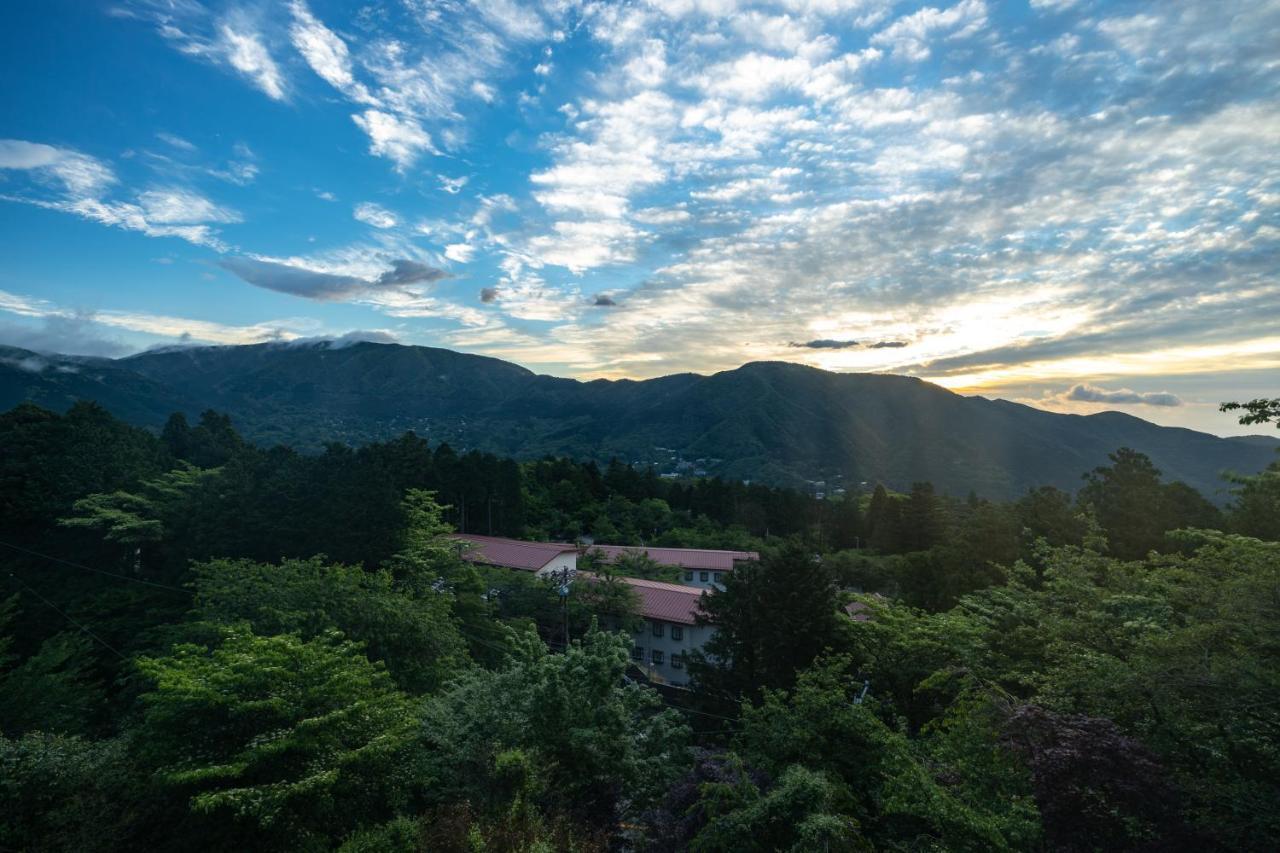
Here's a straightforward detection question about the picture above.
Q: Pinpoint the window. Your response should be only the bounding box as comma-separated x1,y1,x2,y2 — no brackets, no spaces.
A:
700,571,709,582
652,621,664,638
671,626,683,641
684,570,694,581
631,646,644,661
671,654,684,669
713,571,723,583
651,650,664,665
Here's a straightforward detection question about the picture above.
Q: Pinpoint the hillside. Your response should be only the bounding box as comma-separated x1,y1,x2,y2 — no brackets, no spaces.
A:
3,341,1275,500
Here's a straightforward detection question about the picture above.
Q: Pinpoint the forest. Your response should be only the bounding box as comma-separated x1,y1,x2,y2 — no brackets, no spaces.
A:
1,399,1278,851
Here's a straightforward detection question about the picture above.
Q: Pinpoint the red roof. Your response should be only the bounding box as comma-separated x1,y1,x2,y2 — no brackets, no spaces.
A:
618,576,707,625
450,534,577,572
586,544,758,571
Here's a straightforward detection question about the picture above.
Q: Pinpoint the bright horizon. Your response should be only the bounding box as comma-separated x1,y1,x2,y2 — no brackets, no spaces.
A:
2,1,1277,437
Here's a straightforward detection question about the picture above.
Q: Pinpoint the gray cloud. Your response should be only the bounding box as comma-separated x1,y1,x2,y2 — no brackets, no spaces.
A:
220,257,446,301
790,338,859,349
1065,384,1182,407
0,314,131,358
376,259,448,287
480,287,499,303
593,293,618,307
869,340,909,349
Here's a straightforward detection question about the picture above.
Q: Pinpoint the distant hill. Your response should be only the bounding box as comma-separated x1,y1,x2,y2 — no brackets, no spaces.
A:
3,341,1276,501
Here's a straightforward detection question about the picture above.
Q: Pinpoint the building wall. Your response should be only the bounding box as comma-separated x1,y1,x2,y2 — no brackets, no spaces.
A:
534,552,579,579
630,619,713,687
676,568,728,591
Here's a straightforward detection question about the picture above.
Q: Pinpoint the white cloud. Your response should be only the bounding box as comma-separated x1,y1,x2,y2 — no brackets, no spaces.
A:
139,188,240,224
353,201,399,229
216,23,287,100
351,109,435,170
288,0,377,104
872,0,988,62
156,131,197,151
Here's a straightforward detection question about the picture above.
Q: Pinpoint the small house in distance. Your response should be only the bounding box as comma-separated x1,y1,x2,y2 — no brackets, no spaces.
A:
584,544,758,590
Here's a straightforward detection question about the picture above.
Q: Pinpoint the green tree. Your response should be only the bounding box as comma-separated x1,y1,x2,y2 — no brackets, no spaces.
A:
188,556,469,694
418,627,688,832
736,656,1037,851
1078,448,1165,558
135,627,422,850
691,540,844,697
1220,397,1280,427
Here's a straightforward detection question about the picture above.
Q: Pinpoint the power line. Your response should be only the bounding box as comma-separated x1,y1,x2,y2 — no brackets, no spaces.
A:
0,539,191,595
5,572,129,663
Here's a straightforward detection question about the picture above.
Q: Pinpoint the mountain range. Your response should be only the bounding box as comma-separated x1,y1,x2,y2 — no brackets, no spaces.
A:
2,341,1275,502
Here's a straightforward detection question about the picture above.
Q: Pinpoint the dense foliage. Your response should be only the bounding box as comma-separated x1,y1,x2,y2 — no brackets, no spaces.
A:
1,400,1277,850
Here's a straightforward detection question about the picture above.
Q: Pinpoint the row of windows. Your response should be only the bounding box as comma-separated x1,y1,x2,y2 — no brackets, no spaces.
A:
631,646,685,668
651,622,683,640
683,570,725,584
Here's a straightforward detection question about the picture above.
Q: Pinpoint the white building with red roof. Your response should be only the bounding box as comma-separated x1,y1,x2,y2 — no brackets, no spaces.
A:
584,544,758,591
449,534,578,578
617,576,712,687
451,533,722,686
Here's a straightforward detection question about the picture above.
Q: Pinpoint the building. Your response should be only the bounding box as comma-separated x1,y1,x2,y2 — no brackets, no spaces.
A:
620,576,712,687
449,534,578,579
584,544,758,591
451,533,718,687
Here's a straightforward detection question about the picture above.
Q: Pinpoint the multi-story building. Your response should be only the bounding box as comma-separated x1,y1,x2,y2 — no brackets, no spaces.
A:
582,544,757,591
450,534,720,686
621,576,711,687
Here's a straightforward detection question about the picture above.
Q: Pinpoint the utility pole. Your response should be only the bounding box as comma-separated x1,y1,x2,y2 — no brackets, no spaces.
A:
558,567,571,650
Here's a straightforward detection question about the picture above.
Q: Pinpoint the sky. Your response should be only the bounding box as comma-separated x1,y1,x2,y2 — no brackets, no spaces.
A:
1,0,1277,436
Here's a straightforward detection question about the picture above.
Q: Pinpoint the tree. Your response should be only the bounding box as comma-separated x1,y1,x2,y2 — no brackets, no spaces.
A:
188,556,469,694
864,485,902,553
58,464,221,577
1220,397,1280,427
418,627,689,832
1224,460,1280,541
0,632,104,737
135,627,422,849
736,656,1036,851
1078,448,1168,559
691,540,844,697
900,482,946,552
1001,705,1193,852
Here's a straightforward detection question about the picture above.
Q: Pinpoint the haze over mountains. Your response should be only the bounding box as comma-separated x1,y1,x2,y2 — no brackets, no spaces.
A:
2,340,1274,502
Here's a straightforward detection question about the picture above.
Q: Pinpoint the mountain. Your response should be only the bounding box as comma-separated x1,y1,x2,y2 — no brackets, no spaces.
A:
3,341,1276,501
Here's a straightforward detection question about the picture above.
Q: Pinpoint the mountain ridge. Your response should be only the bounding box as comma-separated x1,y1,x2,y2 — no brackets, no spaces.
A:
2,340,1275,501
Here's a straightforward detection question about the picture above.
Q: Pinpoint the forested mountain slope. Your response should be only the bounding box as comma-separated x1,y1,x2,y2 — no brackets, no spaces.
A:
2,341,1274,500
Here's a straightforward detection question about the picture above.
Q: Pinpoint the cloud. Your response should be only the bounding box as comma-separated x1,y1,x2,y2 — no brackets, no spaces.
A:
0,139,116,195
219,257,369,300
791,338,859,349
869,340,909,348
156,131,197,151
0,313,132,358
353,201,399,228
220,256,447,300
1064,384,1182,407
138,188,240,224
480,287,499,303
351,110,436,170
375,259,448,286
288,0,375,103
593,294,618,307
872,0,988,62
1,140,237,249
216,23,287,99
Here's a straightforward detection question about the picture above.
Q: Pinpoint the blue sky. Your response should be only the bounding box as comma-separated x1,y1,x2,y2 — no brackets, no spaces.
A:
1,0,1277,435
